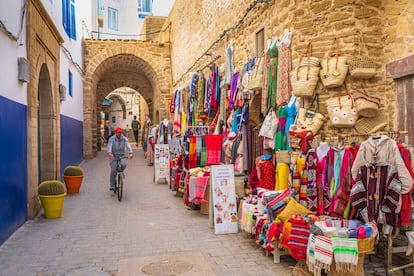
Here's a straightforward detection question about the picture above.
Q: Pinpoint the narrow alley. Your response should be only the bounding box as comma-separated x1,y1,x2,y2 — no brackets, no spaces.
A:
0,147,295,276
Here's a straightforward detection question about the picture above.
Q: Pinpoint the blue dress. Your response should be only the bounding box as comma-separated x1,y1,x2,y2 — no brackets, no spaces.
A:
284,96,297,150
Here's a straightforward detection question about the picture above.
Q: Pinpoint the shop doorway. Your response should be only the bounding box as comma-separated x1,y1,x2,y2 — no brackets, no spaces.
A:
37,64,56,182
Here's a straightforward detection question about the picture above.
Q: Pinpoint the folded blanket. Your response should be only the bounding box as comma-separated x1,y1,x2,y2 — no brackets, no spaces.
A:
331,237,358,273
314,235,333,272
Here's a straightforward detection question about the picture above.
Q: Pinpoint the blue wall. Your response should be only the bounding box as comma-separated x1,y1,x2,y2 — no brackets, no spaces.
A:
0,96,28,245
60,114,83,179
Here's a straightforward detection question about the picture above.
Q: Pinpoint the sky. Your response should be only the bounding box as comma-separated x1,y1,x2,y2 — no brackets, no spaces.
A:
152,0,176,16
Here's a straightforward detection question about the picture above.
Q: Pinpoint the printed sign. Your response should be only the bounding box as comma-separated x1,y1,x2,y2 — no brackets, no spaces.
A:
210,165,238,234
154,144,170,184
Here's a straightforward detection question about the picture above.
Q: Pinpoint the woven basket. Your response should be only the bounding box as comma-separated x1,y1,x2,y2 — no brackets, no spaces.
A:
358,237,375,254
326,94,358,127
351,89,380,118
354,112,387,134
290,65,320,98
348,56,376,79
276,150,291,164
292,56,320,69
320,56,348,88
200,184,210,215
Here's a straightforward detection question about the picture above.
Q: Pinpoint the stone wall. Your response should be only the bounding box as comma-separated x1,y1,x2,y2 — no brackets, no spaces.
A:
140,16,167,41
164,0,414,135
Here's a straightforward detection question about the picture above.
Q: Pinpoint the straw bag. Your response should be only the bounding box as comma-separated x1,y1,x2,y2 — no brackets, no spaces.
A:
248,54,264,91
354,112,387,134
290,95,325,135
320,38,348,88
326,92,358,127
290,43,320,98
351,89,380,118
276,150,291,164
348,32,376,79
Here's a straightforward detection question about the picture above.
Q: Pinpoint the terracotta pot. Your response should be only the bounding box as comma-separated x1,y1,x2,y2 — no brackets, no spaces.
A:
63,175,83,194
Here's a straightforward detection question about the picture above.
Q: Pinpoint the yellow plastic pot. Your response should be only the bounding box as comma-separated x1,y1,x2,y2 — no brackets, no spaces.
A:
39,193,66,219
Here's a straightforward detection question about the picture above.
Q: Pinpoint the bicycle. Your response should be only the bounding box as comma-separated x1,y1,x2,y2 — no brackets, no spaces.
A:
114,156,127,201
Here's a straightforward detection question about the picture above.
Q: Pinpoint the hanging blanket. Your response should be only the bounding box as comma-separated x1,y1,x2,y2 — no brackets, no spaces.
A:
331,237,358,273
193,176,209,204
189,135,197,169
205,134,222,165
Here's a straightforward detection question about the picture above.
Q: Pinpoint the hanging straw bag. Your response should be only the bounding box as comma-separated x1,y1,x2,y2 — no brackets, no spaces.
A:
348,31,377,79
289,95,325,135
350,89,380,118
320,38,348,88
276,150,291,164
290,43,321,98
326,90,359,127
248,54,264,91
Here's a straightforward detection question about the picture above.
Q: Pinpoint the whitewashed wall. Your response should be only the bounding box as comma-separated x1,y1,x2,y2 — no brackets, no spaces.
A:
0,0,28,105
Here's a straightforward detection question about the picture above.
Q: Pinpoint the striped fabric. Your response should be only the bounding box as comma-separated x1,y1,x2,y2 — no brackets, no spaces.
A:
307,234,316,273
314,235,333,271
331,237,358,273
266,188,290,220
287,215,311,260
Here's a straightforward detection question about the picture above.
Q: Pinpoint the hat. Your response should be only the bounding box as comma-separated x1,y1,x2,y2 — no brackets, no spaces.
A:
354,112,387,134
115,127,122,133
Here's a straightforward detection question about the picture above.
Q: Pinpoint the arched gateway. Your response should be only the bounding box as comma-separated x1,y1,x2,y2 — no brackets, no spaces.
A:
83,40,172,158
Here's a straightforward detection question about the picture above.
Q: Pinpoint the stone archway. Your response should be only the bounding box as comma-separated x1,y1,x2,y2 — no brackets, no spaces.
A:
83,40,172,158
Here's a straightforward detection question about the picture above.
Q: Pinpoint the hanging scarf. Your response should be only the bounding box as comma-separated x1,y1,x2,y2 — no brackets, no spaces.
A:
205,134,222,165
188,135,197,169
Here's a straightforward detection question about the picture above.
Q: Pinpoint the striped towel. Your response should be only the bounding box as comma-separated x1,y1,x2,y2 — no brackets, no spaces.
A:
307,234,316,273
314,235,333,272
331,237,358,273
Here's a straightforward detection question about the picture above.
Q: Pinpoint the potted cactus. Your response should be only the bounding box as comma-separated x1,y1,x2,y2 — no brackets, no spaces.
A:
63,165,84,194
38,180,66,219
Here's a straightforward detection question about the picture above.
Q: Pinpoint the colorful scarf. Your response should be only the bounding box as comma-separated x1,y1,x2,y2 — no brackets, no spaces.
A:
200,135,206,167
331,237,358,273
205,134,222,165
188,135,197,169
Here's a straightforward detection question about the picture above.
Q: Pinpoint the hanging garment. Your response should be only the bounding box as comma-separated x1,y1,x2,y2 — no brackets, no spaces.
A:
275,163,289,190
351,135,412,194
257,159,275,190
275,106,287,151
225,42,234,84
261,51,270,115
331,146,356,218
276,41,292,106
266,43,279,110
351,164,402,234
188,135,197,169
284,96,297,150
398,143,414,227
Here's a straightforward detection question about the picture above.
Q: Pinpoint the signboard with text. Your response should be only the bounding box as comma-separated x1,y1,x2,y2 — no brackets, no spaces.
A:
210,165,238,234
154,144,169,185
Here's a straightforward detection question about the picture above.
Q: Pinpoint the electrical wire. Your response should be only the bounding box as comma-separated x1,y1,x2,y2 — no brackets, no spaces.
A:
172,0,269,87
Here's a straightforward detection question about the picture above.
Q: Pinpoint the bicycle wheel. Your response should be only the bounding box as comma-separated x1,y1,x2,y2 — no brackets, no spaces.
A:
117,172,123,201
114,173,118,194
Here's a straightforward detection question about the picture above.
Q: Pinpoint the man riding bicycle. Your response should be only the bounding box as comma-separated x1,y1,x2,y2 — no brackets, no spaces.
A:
107,127,133,192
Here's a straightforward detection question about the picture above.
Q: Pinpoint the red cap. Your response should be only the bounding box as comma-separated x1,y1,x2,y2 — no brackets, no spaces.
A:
115,127,122,133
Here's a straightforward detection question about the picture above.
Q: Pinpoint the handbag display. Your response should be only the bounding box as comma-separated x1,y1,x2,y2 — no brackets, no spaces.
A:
248,54,264,91
351,89,380,118
320,38,348,88
259,109,278,138
348,32,377,79
326,92,359,127
289,95,325,135
290,43,320,98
